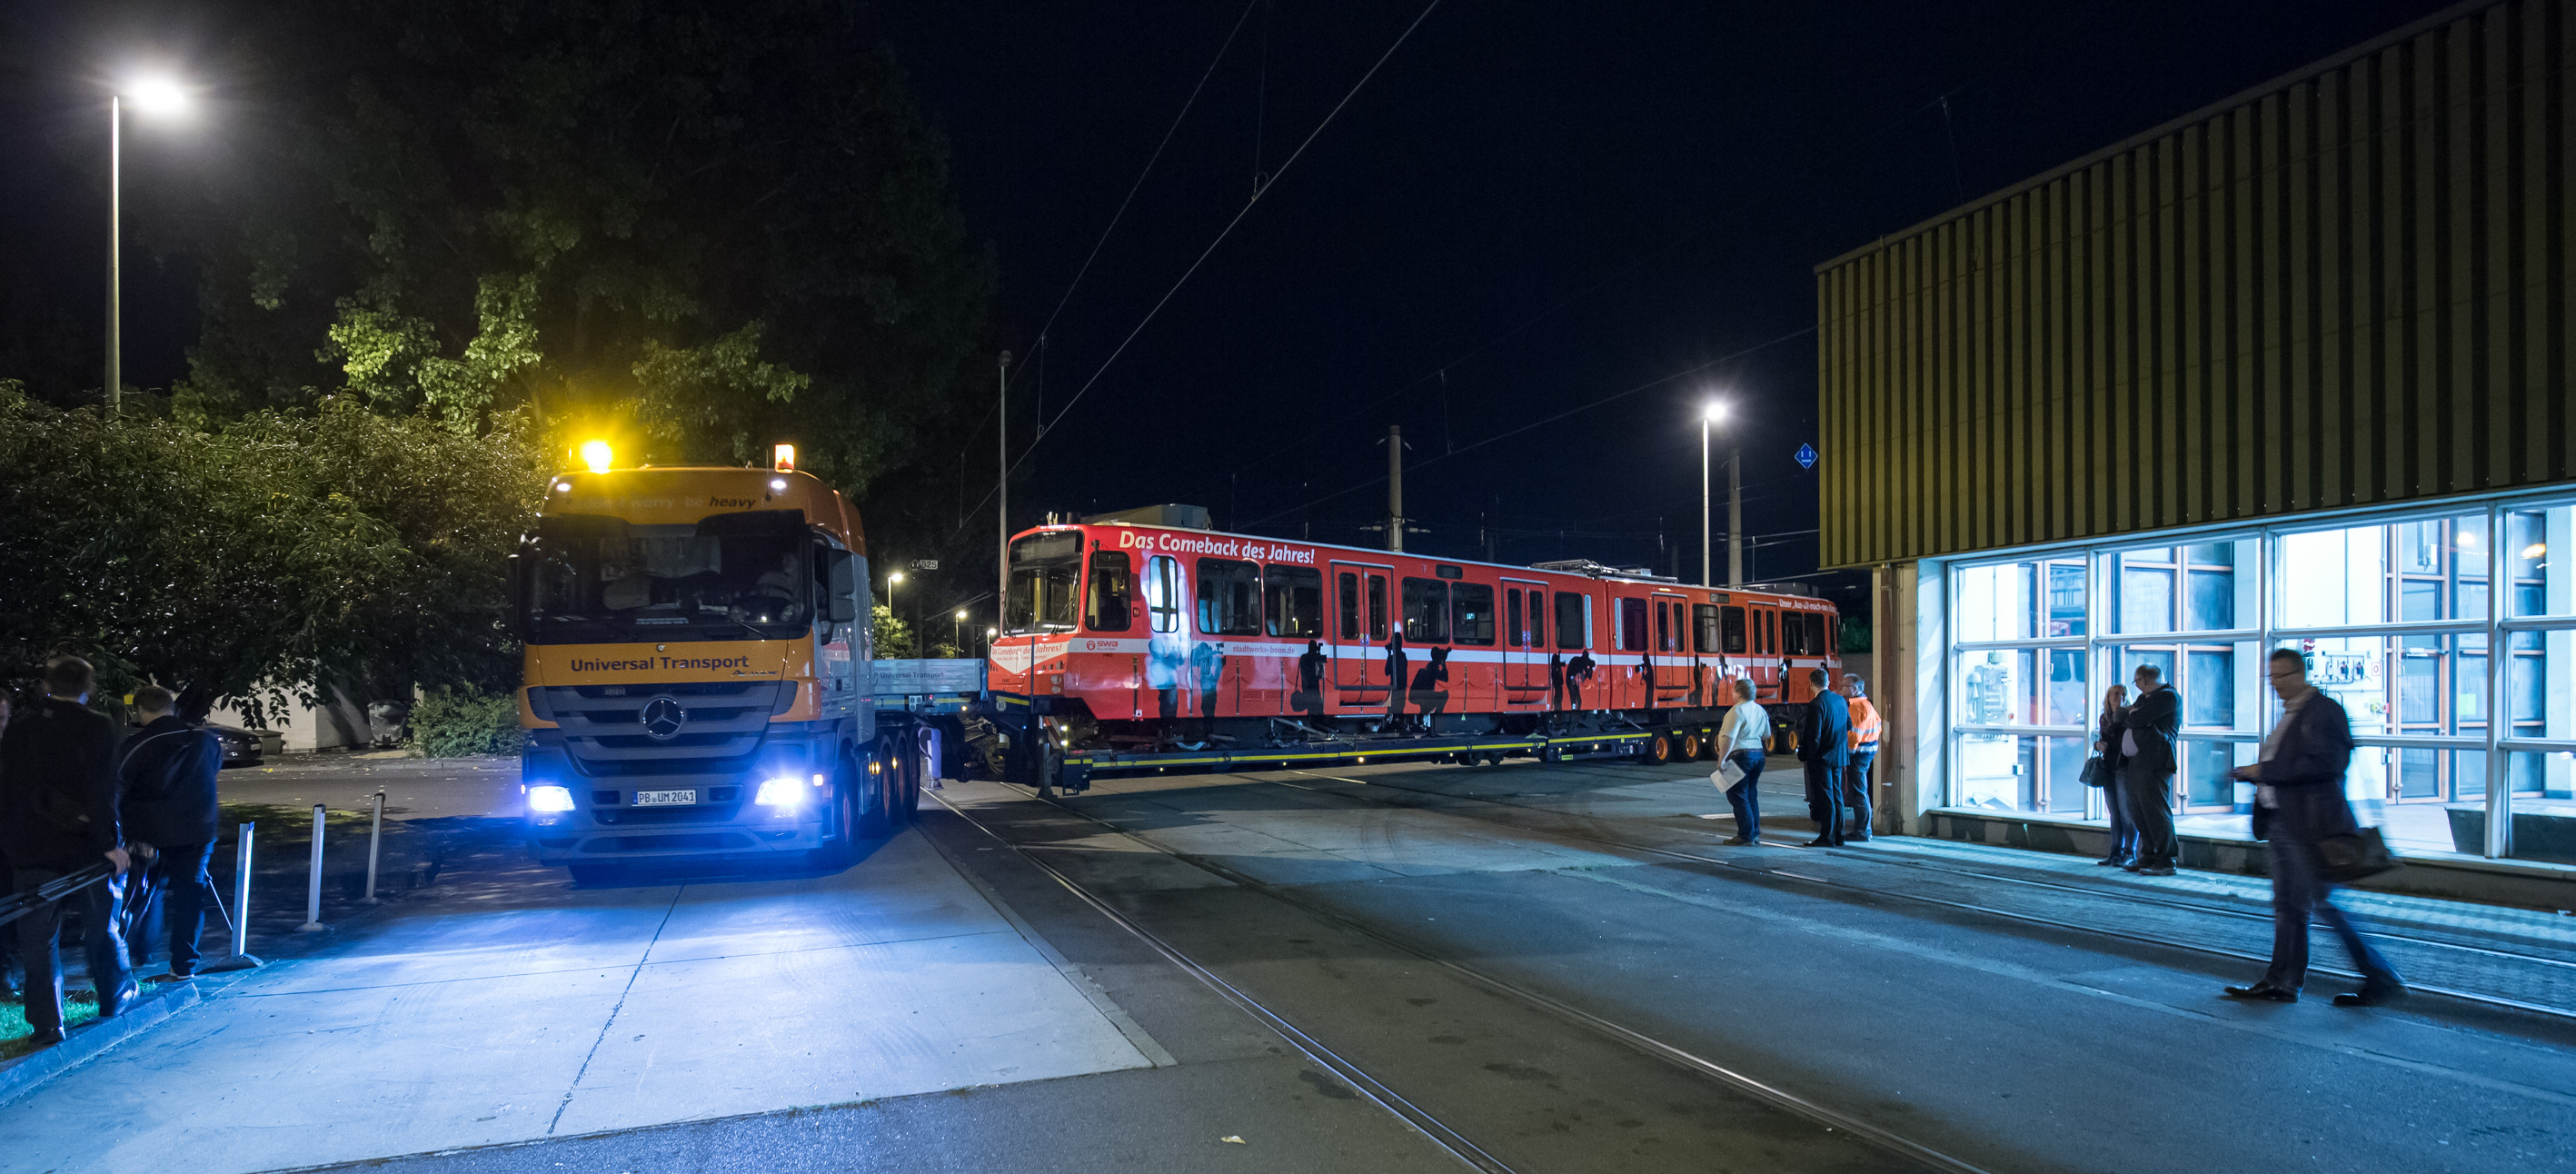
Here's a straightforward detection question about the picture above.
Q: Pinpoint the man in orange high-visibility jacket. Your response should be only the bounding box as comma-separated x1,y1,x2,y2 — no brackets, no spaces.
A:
1842,675,1882,841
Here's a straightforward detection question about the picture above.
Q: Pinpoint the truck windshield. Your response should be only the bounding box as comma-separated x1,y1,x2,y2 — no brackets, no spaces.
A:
1004,532,1080,634
522,517,812,642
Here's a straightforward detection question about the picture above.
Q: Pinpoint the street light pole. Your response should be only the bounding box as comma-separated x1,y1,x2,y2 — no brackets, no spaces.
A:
104,77,192,420
1727,446,1745,586
888,571,903,654
996,351,1011,630
106,95,121,418
1700,402,1730,587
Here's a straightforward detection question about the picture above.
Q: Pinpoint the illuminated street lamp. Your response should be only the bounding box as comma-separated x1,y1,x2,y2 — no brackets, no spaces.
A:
1699,400,1736,586
954,609,967,653
106,73,195,419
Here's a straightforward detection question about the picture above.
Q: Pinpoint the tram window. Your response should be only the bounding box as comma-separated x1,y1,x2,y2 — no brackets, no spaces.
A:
1781,611,1807,655
1197,558,1262,635
1143,555,1180,633
1368,575,1389,641
1506,590,1525,648
1528,591,1547,648
1764,612,1776,653
1616,598,1647,652
1402,577,1449,643
1451,582,1496,645
1554,592,1586,649
1657,601,1681,652
1006,532,1077,634
1338,572,1360,640
1266,565,1323,637
1693,604,1720,653
1720,606,1746,653
1086,552,1133,632
1805,612,1829,657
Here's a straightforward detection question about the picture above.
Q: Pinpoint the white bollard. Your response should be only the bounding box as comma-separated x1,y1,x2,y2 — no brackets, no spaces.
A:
206,821,264,971
361,790,385,905
297,803,327,932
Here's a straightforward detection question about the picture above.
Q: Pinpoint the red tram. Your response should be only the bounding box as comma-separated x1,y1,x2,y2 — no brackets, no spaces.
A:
987,517,1843,777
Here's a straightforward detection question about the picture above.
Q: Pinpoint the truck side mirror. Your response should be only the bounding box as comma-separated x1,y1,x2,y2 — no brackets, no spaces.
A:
826,550,857,623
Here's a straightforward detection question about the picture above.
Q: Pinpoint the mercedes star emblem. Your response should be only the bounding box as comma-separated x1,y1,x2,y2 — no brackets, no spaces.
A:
639,697,689,740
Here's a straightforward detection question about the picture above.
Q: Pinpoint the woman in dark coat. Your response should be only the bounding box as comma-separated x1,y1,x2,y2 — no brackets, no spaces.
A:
2094,684,2135,867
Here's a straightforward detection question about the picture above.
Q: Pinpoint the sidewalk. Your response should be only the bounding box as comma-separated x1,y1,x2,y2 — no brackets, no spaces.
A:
0,820,1158,1174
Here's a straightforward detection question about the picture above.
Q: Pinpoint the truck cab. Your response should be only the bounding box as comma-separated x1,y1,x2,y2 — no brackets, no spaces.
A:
510,456,910,880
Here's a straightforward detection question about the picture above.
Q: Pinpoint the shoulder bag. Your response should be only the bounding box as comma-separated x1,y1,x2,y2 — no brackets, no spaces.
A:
2315,826,2396,884
2078,755,2105,787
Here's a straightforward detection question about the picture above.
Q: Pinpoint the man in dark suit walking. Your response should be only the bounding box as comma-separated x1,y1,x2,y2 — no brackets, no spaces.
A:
116,685,224,980
1,658,137,1047
2223,649,2406,1006
2119,663,2184,875
1795,668,1853,848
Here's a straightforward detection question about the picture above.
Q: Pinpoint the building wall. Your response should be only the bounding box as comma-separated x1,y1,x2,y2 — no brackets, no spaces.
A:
1816,0,2573,570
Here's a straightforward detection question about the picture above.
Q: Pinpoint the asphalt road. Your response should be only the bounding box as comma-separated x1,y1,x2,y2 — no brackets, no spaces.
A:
13,751,2569,1174
214,751,524,820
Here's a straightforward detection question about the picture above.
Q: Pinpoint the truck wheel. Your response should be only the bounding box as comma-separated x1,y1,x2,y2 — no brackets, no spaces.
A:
856,754,893,838
812,758,860,870
1679,732,1703,761
1647,733,1675,765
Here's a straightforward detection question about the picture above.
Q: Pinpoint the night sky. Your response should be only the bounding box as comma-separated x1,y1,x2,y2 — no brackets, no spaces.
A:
4,1,2456,605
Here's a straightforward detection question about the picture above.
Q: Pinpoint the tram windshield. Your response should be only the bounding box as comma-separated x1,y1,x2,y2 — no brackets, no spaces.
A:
1005,532,1081,634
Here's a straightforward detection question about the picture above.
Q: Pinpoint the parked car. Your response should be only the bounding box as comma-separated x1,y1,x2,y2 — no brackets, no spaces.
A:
207,722,264,768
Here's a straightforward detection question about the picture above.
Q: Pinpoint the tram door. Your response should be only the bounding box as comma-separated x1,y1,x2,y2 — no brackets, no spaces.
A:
1330,562,1392,702
1651,593,1693,699
1502,578,1547,698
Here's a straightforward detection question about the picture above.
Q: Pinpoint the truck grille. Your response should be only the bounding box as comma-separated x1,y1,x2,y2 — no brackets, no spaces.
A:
536,682,791,778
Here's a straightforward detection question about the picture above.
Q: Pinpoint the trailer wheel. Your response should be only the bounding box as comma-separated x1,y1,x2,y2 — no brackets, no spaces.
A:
1679,732,1703,761
1646,733,1674,765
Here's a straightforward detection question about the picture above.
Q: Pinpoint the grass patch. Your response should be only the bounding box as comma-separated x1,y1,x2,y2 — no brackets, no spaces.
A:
1,976,194,1061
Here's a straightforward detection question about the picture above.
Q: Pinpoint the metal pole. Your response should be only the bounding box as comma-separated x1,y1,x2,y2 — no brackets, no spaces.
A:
1700,417,1711,586
1726,448,1745,586
1387,424,1404,553
208,821,264,970
297,804,326,931
997,351,1011,625
106,95,122,419
362,790,385,905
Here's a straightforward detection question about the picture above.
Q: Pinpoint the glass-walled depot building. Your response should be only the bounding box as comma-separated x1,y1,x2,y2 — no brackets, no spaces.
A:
1949,497,2575,859
1813,0,2575,866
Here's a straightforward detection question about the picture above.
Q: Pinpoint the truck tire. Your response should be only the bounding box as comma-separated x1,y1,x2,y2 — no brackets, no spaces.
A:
856,752,893,839
811,755,860,870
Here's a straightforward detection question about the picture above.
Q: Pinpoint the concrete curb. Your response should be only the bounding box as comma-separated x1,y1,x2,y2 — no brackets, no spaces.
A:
0,980,204,1106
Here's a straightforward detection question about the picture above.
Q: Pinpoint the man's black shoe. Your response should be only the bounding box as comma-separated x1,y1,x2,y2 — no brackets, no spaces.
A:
1721,836,1755,845
2095,857,2130,867
27,1026,67,1048
2133,864,2177,876
2223,982,2298,1002
1845,835,1872,842
1804,838,1840,848
2333,980,2408,1008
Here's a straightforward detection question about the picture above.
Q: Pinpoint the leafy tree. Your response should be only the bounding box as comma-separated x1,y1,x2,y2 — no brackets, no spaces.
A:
871,604,916,661
168,0,992,502
0,383,545,721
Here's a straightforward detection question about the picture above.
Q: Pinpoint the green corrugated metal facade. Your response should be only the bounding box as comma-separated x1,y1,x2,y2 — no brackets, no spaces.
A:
1816,0,2571,569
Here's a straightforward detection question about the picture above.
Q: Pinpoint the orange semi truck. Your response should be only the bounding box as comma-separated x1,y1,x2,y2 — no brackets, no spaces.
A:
509,447,921,880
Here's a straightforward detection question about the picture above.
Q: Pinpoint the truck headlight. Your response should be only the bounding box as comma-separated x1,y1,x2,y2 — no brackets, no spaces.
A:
528,784,576,813
754,778,807,808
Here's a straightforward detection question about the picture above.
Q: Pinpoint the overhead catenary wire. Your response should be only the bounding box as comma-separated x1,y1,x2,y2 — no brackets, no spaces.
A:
1245,323,1815,527
1013,0,1445,472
